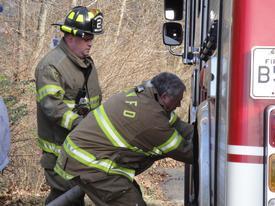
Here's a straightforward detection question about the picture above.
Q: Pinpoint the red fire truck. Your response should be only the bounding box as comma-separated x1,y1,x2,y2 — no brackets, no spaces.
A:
163,0,275,205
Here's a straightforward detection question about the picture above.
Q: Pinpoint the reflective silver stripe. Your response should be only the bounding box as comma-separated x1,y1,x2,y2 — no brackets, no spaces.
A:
169,111,178,126
157,130,183,154
93,106,183,156
37,138,61,156
150,147,163,155
63,100,75,109
93,106,148,155
61,110,79,130
94,106,128,147
37,85,65,102
93,105,183,156
54,163,75,180
89,95,100,109
64,136,135,181
63,96,99,110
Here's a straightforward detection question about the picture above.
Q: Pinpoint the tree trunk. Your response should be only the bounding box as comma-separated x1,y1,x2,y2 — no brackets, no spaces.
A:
19,0,26,38
29,0,52,78
86,0,98,8
71,0,78,8
17,0,26,80
115,0,127,44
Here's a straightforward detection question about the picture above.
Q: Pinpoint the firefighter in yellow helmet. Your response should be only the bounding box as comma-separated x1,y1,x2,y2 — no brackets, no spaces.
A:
35,6,103,205
54,72,194,205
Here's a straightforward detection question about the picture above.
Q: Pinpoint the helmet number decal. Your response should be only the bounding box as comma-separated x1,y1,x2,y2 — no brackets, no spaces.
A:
96,18,103,30
93,15,103,33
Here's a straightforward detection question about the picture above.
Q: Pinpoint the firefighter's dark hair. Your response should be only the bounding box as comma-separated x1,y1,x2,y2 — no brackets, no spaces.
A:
151,72,186,97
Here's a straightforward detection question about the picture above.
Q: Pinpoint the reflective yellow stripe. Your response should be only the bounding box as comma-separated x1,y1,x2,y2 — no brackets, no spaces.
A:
88,12,95,19
64,136,135,181
157,130,183,154
54,163,75,180
149,147,163,155
169,111,178,126
37,85,65,102
93,106,182,156
60,25,78,36
126,92,137,97
68,11,75,20
92,105,183,156
63,100,75,109
88,9,100,19
89,95,100,109
61,110,79,130
76,14,84,22
37,138,61,156
93,106,128,147
61,25,73,33
93,105,146,155
63,96,99,111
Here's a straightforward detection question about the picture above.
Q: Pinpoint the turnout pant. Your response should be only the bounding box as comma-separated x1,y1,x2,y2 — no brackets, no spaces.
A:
75,170,147,206
44,168,85,206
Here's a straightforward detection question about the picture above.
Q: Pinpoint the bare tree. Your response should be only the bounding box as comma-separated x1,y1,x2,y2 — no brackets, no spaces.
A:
71,0,78,7
17,0,26,80
115,0,127,44
86,0,98,8
29,0,52,78
19,0,26,38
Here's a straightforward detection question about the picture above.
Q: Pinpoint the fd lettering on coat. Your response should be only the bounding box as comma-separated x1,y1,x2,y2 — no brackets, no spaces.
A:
123,100,137,118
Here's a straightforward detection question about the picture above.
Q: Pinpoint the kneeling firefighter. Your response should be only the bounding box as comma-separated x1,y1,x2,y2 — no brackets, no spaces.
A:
54,72,194,206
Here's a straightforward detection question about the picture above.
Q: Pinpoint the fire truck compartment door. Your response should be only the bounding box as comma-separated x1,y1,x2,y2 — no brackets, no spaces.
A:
197,100,214,206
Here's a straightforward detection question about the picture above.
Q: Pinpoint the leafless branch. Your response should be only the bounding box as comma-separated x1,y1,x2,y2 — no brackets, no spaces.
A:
115,0,127,44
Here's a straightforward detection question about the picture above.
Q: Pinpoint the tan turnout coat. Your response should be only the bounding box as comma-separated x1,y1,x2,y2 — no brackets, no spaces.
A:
35,39,102,169
55,82,193,182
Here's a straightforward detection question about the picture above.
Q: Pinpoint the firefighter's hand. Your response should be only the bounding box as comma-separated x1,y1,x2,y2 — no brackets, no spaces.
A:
73,105,90,117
